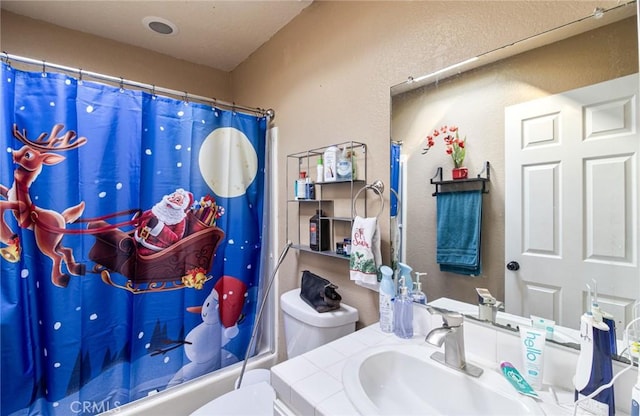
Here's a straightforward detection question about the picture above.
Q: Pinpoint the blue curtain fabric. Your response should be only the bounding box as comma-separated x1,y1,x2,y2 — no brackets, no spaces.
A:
1,64,268,415
390,143,401,218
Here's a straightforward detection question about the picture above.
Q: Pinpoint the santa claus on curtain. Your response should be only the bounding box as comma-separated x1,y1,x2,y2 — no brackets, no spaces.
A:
135,188,194,255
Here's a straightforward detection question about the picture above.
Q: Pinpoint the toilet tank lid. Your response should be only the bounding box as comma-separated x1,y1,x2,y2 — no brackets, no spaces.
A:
280,288,359,328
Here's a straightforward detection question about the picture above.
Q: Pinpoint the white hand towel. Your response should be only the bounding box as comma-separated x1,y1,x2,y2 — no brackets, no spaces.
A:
350,216,381,286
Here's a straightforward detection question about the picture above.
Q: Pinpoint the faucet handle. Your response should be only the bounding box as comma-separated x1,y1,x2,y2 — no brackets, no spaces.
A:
426,305,463,327
441,311,463,327
476,287,496,305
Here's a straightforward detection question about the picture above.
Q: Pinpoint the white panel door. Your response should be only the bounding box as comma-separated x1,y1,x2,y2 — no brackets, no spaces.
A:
505,74,639,332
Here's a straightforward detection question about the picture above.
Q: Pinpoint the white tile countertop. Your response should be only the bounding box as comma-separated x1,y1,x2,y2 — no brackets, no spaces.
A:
270,300,636,416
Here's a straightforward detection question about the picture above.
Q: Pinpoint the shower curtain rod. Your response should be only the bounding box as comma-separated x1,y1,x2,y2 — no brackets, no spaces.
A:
2,52,275,119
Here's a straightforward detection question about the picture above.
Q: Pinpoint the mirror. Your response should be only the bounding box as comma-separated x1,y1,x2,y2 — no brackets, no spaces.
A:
390,1,639,356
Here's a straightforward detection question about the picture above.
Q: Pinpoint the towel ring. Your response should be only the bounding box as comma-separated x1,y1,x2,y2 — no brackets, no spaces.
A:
353,180,385,219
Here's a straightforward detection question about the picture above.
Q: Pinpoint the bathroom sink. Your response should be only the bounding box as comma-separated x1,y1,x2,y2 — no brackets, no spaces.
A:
343,344,545,415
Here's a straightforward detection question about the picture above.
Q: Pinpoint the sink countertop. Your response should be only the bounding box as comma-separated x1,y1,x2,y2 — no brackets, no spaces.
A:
271,300,635,416
271,311,557,415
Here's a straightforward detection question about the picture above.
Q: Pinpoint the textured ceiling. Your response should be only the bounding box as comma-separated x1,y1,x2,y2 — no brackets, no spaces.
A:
1,0,312,72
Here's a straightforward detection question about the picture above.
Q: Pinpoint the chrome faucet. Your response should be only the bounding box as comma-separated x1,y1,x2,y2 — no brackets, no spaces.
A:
476,288,503,323
424,306,483,377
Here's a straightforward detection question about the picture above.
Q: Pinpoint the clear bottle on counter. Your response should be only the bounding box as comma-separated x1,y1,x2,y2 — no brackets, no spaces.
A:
393,276,413,339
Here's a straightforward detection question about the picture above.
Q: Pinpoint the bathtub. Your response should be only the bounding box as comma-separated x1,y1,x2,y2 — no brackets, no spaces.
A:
101,351,278,415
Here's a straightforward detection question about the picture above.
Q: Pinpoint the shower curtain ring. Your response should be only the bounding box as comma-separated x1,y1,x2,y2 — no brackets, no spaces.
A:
151,84,156,98
2,52,10,66
183,91,189,104
78,68,83,83
232,102,237,115
212,99,219,116
41,60,47,77
119,77,124,92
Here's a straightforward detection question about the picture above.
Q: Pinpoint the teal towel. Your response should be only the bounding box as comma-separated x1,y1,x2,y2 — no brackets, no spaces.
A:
436,190,483,276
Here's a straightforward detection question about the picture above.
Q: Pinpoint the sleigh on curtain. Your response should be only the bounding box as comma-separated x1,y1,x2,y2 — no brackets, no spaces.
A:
87,211,225,294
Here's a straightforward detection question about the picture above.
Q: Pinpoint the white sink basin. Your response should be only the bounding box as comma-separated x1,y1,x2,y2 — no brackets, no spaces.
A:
343,344,545,415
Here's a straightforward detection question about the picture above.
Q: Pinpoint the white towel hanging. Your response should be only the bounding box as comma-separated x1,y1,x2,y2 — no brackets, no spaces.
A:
349,215,381,286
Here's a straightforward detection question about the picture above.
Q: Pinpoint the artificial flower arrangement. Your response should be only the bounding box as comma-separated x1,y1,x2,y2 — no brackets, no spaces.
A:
422,125,467,169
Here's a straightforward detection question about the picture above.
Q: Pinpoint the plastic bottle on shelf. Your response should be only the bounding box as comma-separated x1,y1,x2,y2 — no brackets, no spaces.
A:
305,175,315,200
293,178,298,201
309,210,330,251
316,156,324,183
379,265,395,333
296,171,307,200
336,146,352,181
323,145,339,182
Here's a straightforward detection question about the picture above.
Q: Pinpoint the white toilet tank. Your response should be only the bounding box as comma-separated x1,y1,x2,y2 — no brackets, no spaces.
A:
280,288,359,359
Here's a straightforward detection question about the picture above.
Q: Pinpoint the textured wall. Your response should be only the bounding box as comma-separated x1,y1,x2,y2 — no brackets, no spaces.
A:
1,1,629,360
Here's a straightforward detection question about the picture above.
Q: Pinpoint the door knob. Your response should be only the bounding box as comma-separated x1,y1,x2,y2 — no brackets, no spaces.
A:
506,261,520,271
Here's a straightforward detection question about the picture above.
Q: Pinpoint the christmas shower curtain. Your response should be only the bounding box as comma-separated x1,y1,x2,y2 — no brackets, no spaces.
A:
0,63,268,415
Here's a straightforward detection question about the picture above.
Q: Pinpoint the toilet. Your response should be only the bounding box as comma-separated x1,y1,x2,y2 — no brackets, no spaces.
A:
190,287,359,415
280,287,359,359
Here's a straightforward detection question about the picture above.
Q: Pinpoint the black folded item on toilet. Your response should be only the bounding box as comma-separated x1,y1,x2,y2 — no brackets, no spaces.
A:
299,270,342,313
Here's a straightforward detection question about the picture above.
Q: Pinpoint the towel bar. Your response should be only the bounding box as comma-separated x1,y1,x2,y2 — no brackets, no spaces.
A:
353,180,385,218
430,161,490,196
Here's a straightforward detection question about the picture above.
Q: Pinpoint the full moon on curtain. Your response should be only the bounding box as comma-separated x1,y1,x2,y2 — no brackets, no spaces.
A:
0,63,268,416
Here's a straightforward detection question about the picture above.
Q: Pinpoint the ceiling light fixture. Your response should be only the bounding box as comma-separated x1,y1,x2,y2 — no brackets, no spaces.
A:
142,16,178,36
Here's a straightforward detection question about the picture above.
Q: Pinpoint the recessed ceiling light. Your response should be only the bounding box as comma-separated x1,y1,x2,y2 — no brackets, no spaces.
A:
142,16,178,36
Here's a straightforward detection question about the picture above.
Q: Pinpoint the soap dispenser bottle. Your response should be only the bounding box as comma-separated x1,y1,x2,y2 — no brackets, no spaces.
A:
397,262,413,297
393,277,413,339
574,285,615,416
412,272,427,305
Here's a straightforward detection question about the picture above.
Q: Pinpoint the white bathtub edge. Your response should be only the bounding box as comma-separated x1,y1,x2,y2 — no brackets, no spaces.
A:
100,353,278,416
